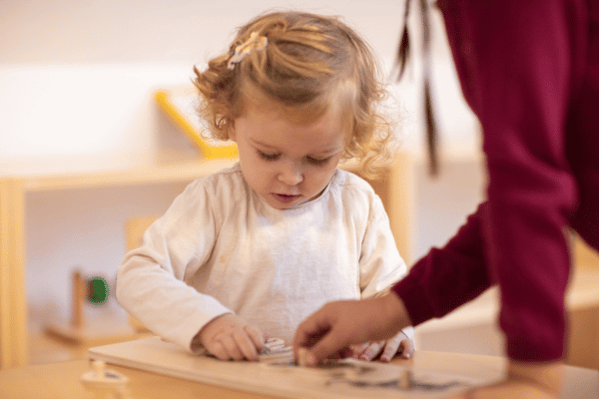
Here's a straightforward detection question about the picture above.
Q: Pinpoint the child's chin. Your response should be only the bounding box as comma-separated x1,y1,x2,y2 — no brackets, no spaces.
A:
268,194,304,209
270,201,299,210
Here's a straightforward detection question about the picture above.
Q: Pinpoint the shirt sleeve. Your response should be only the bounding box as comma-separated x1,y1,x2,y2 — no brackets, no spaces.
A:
392,202,492,325
358,194,409,300
398,0,582,362
357,192,415,346
116,179,232,353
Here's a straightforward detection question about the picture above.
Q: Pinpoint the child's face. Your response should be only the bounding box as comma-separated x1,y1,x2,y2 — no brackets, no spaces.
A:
230,104,346,210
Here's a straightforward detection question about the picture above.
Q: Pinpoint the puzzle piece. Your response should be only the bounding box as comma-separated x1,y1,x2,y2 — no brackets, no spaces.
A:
260,337,286,355
259,337,294,363
81,360,130,398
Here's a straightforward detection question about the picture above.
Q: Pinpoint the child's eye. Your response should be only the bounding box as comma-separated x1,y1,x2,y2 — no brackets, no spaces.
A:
258,150,281,161
306,156,331,166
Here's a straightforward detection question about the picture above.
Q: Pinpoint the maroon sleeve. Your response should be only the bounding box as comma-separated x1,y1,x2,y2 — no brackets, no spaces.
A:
392,202,491,326
394,0,592,363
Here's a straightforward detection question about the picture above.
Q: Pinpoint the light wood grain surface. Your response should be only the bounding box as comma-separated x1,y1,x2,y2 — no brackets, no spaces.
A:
1,349,597,399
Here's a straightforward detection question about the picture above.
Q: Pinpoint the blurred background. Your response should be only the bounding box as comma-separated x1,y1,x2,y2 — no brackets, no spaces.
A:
1,0,493,365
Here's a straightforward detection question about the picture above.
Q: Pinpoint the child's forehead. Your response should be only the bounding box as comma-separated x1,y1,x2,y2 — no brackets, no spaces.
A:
240,103,348,152
243,92,350,127
250,134,344,156
249,102,345,131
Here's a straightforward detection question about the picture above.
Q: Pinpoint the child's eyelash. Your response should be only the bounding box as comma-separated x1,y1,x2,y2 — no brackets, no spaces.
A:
307,157,331,166
258,150,281,161
257,150,331,166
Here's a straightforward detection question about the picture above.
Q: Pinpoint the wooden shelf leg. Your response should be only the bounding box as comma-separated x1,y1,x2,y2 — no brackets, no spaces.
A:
0,179,29,368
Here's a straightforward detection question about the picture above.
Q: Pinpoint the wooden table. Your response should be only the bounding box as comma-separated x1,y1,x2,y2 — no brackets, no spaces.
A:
0,351,597,399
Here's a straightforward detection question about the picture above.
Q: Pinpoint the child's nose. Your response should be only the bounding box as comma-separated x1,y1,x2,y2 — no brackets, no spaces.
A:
277,162,303,186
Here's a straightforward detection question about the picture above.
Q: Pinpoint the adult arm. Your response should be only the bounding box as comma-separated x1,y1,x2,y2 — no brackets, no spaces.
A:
392,201,491,325
436,0,579,363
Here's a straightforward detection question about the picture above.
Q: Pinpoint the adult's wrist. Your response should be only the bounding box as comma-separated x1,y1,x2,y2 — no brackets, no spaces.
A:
508,360,564,396
381,292,413,335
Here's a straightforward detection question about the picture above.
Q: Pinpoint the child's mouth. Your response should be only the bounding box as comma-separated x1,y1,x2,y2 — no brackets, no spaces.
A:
273,193,301,203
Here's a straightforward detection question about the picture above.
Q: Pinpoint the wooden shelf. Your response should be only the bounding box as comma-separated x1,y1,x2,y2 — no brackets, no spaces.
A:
0,154,237,191
0,155,236,369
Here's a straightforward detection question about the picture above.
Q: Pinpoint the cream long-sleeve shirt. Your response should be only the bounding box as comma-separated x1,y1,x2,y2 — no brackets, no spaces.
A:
117,163,412,352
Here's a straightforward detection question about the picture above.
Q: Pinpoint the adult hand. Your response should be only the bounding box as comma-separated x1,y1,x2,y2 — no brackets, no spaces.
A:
198,313,264,361
292,293,411,366
352,330,414,362
447,361,563,399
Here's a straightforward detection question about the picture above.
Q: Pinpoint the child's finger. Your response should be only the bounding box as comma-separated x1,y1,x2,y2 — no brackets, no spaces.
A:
398,339,414,359
379,338,400,362
219,335,244,360
378,332,402,362
206,340,228,360
358,341,384,361
232,328,259,361
244,324,265,352
351,343,370,358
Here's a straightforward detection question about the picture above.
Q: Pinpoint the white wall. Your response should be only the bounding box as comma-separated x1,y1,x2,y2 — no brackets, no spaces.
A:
1,0,486,347
1,0,405,65
0,0,478,159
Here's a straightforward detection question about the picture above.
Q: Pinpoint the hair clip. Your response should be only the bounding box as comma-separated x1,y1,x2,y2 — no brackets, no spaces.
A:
227,32,268,70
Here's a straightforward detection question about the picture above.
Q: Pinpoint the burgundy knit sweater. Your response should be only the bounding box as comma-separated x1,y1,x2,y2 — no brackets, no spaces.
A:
392,0,599,362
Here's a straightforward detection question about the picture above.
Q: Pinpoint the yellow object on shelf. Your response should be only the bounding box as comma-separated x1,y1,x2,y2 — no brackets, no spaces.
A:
155,86,238,159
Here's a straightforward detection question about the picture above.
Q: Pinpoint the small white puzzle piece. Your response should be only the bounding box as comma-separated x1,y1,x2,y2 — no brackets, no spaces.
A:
81,359,140,399
259,337,295,364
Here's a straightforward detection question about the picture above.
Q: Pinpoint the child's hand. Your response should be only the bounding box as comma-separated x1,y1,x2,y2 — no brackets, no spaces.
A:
198,313,264,361
352,331,414,362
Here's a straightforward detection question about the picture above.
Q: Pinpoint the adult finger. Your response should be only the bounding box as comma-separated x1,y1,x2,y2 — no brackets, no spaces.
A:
293,310,333,350
302,326,354,366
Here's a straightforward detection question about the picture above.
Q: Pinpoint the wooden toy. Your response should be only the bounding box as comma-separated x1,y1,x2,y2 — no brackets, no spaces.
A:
80,359,130,399
89,336,500,399
45,269,146,345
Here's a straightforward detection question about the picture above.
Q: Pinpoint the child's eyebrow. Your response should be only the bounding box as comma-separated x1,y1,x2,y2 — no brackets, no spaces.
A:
250,138,343,156
313,144,345,156
250,138,278,150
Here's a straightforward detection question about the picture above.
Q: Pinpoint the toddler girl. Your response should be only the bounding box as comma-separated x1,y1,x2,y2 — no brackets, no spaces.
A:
117,10,413,362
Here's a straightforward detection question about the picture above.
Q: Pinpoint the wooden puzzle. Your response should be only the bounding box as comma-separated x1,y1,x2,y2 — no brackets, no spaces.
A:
89,336,501,398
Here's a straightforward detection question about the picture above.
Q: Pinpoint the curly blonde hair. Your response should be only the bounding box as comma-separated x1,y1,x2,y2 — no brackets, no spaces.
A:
193,10,396,177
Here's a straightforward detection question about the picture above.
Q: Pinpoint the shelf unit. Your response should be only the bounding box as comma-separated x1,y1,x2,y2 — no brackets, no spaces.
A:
0,155,237,368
